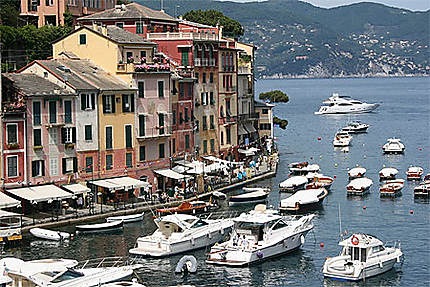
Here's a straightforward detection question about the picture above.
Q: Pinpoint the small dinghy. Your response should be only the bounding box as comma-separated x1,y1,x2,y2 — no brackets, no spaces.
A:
305,175,334,190
76,220,123,233
347,178,373,195
406,166,423,180
288,162,320,175
348,167,366,179
380,179,405,197
382,138,405,154
279,188,328,212
106,212,144,223
156,200,217,216
279,176,308,192
229,187,269,206
29,228,70,241
379,167,398,180
175,255,198,274
414,181,430,197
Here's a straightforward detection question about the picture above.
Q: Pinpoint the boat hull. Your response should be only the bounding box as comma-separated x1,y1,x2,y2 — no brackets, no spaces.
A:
106,213,144,223
76,221,124,233
315,104,379,115
279,183,306,193
229,194,268,206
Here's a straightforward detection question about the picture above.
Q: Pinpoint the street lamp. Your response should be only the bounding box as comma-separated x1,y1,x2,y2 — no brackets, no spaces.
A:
72,195,77,218
31,200,37,225
97,192,103,214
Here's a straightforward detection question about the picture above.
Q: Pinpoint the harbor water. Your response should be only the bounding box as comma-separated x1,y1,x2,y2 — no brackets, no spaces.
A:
2,77,429,286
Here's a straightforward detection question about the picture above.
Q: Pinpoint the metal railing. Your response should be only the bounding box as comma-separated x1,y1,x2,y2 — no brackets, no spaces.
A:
136,126,172,139
147,32,218,41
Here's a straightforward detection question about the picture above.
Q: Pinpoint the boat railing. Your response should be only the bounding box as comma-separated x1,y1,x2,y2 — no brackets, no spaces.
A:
203,210,242,220
77,256,137,269
385,240,401,250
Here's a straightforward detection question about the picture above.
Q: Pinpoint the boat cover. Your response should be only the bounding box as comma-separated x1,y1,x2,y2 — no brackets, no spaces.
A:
279,176,308,188
347,178,373,189
280,189,323,208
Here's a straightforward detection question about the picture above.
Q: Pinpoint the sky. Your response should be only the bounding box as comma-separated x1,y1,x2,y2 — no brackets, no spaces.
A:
221,0,430,11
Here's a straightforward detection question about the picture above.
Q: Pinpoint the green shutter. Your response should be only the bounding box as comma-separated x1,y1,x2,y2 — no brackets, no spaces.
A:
125,125,132,148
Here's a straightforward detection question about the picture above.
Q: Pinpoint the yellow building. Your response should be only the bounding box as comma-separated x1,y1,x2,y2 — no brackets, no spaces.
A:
255,101,275,139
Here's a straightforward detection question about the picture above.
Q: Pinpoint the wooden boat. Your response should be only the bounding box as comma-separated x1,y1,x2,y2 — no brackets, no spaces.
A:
348,167,366,179
76,220,123,233
106,212,144,223
279,188,328,212
229,187,270,206
305,175,334,190
347,178,373,196
156,200,216,216
29,228,70,241
379,167,398,180
279,176,308,192
380,179,405,197
406,166,423,180
414,181,430,197
288,162,320,175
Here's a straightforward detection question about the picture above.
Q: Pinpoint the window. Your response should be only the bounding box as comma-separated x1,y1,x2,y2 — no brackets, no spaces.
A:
262,109,269,115
116,22,124,28
181,50,189,66
62,157,77,174
159,143,165,159
126,51,133,62
125,125,132,148
195,72,199,83
158,81,164,98
106,126,113,149
139,146,146,161
273,220,288,230
210,139,215,153
64,100,72,123
34,129,42,147
126,153,132,168
195,120,199,132
210,115,215,129
79,34,86,45
185,135,190,149
179,112,183,124
6,124,18,145
172,110,177,125
61,127,76,144
49,128,57,144
140,50,146,60
202,116,207,130
221,131,224,145
138,115,145,137
7,156,18,178
32,160,45,177
226,127,231,144
184,107,189,122
136,22,144,34
179,82,184,98
172,138,176,154
158,113,165,135
188,83,192,98
81,93,95,110
85,157,93,172
138,81,145,98
209,72,214,83
102,95,115,113
50,157,58,176
122,94,135,113
85,125,92,141
201,92,208,105
49,101,57,123
106,154,113,170
210,92,214,105
203,140,208,154
226,99,231,117
33,102,41,125
202,72,206,83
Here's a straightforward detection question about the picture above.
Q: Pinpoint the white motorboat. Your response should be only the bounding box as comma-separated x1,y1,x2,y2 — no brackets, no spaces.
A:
380,179,405,197
129,214,233,257
333,131,352,147
347,178,373,195
279,188,328,212
382,138,405,154
229,187,270,206
315,93,379,115
279,176,308,192
348,167,366,179
341,121,369,133
76,220,123,233
379,167,399,180
288,162,320,175
0,257,142,287
406,166,423,180
212,191,227,199
323,233,403,281
305,175,334,190
29,228,70,241
414,181,430,197
206,205,315,266
106,212,145,223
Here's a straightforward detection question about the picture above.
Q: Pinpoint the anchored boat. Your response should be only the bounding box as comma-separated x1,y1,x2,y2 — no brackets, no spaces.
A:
279,188,328,212
156,200,217,216
29,228,70,241
315,93,379,115
414,181,430,197
305,175,334,190
347,178,373,195
76,220,124,233
288,162,320,175
333,131,352,147
106,212,144,223
206,205,315,266
406,166,423,180
348,167,366,179
382,138,405,154
380,179,405,197
379,167,399,181
323,233,403,281
279,176,308,192
341,121,369,133
229,187,270,206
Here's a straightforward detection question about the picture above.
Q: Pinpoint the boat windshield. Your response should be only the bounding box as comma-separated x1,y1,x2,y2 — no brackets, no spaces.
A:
350,101,362,104
338,103,353,106
191,219,208,228
51,269,84,283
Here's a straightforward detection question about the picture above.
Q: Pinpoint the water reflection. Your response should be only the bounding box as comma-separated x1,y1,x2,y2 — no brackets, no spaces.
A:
323,268,402,287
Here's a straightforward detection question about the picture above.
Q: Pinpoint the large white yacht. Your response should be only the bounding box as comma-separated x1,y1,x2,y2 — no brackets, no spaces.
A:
315,93,379,115
206,205,315,266
0,257,142,287
129,214,233,257
323,233,403,281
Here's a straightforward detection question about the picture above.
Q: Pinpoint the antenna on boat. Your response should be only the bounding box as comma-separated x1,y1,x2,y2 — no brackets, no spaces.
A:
338,203,343,240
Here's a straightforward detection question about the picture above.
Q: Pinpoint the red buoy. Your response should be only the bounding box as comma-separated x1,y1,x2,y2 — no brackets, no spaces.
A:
334,175,337,178
363,206,367,210
410,210,414,214
318,137,322,140
419,148,423,151
320,242,324,248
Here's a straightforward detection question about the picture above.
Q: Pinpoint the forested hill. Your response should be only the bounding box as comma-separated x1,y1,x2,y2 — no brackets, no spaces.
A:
139,0,429,78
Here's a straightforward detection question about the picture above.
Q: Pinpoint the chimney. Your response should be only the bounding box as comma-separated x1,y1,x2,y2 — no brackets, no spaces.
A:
92,22,98,31
101,24,108,36
219,26,223,41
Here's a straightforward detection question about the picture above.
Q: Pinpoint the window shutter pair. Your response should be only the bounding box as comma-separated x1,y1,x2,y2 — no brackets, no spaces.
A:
32,161,45,177
60,127,76,143
81,94,86,110
62,157,77,174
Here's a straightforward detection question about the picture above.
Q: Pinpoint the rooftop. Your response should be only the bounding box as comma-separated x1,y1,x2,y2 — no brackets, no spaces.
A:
4,74,74,97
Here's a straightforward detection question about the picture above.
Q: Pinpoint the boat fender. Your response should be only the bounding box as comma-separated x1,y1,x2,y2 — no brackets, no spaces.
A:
300,235,305,245
192,209,196,214
220,228,224,235
379,261,383,268
257,251,264,259
208,232,212,239
190,237,195,246
175,255,197,274
204,207,207,212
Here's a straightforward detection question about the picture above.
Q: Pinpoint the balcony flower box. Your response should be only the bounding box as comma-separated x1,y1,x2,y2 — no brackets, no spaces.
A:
127,57,134,64
33,146,43,151
134,64,170,73
3,102,26,113
65,143,75,149
7,143,20,149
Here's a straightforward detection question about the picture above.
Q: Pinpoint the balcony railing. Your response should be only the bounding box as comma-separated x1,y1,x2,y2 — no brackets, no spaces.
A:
43,114,72,127
136,126,172,140
194,58,215,67
237,113,259,122
147,32,218,41
238,65,252,75
117,63,170,73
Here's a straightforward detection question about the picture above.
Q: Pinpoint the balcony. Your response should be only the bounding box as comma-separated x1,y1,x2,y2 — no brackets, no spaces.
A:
117,63,170,73
194,58,215,67
219,115,237,125
238,65,252,75
43,114,72,127
2,102,26,114
136,126,172,140
237,112,259,122
147,32,219,41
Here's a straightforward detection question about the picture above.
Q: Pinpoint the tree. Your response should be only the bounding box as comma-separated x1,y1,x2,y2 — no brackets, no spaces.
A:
183,10,244,38
259,90,289,103
63,11,74,28
273,116,288,130
0,0,20,27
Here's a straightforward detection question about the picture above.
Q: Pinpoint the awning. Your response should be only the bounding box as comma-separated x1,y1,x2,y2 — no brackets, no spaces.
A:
238,149,255,156
202,156,244,166
245,123,257,133
62,184,90,195
0,192,21,209
6,185,73,203
238,124,248,135
154,169,192,180
0,210,21,218
90,176,149,191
